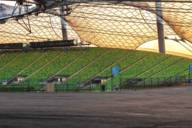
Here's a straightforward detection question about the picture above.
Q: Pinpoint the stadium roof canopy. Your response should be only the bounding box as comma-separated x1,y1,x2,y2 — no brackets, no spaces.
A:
0,0,192,58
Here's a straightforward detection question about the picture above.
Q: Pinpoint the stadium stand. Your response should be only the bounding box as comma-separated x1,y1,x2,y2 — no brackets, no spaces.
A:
0,48,191,92
0,0,192,92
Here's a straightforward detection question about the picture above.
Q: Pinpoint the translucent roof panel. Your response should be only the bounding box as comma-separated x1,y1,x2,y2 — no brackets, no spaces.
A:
0,0,192,57
65,2,176,49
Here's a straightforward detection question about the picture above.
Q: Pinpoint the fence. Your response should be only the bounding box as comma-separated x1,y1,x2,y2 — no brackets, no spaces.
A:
0,75,191,92
119,75,190,90
0,80,41,92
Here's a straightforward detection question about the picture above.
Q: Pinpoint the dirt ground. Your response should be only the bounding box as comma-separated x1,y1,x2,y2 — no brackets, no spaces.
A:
0,86,192,128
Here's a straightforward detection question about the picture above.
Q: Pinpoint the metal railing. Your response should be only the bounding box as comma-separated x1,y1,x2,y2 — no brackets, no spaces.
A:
0,75,191,92
119,75,191,90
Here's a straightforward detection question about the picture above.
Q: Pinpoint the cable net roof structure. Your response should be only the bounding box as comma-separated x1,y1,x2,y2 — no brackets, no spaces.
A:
0,0,192,57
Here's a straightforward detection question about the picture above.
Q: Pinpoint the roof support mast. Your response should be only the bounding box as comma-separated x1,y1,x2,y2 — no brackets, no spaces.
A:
156,0,165,54
60,0,68,40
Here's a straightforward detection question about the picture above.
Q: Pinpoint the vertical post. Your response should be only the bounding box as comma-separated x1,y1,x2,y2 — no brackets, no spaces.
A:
60,0,68,40
111,77,113,91
189,65,191,78
119,74,121,90
189,64,192,84
143,78,145,88
156,0,165,53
